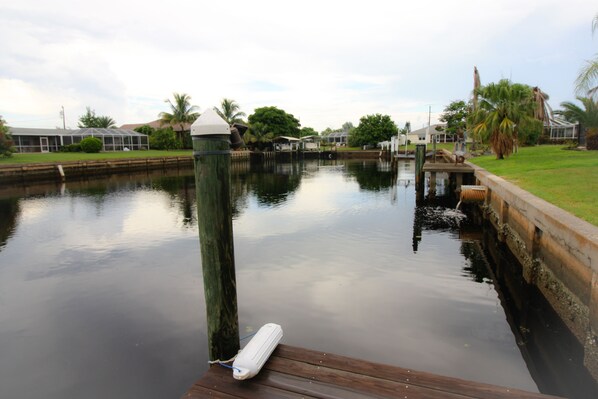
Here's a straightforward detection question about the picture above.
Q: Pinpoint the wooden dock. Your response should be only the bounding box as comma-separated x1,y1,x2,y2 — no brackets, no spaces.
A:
182,344,562,399
422,162,474,174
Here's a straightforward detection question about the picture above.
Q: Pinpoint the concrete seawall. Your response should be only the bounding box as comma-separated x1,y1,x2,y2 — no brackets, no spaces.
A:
471,163,598,380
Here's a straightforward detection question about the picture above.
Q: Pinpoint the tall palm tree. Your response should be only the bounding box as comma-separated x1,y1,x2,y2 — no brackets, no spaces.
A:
471,79,541,159
215,98,246,125
555,97,598,128
575,14,598,98
159,93,200,142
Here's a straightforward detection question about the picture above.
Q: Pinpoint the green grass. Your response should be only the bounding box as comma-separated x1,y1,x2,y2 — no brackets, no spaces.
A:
0,150,193,165
468,145,598,226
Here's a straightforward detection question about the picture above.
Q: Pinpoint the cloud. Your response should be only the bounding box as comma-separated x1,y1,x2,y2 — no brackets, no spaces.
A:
1,0,596,130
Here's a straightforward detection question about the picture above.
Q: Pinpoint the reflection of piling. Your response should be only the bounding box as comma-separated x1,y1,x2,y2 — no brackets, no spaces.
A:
191,109,240,362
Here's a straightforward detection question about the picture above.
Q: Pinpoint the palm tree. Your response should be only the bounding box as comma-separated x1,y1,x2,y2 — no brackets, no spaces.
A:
215,98,246,125
575,14,598,98
471,79,541,159
159,93,200,143
77,107,117,128
95,116,117,128
555,97,598,128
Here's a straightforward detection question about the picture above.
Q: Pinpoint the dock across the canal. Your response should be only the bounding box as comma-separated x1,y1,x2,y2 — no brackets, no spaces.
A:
182,344,562,399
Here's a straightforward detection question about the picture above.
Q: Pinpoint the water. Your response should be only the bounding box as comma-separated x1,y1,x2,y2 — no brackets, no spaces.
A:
0,159,594,398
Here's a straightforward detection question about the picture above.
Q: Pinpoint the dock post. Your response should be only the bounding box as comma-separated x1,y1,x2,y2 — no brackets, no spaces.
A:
415,143,426,185
191,109,240,362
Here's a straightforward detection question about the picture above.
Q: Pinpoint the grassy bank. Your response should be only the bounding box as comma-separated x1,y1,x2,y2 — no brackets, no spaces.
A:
0,150,193,165
468,145,598,226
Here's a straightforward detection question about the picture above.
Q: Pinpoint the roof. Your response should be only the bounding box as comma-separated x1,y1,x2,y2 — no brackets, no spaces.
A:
545,116,577,128
326,131,348,138
9,127,68,136
273,136,300,142
68,128,147,137
300,135,321,141
408,123,446,137
120,119,191,132
8,127,147,137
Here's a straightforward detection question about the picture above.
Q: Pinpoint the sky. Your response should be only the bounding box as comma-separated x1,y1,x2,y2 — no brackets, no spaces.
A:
0,0,596,132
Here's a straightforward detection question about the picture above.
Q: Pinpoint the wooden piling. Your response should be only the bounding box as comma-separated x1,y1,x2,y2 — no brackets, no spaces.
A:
191,109,240,362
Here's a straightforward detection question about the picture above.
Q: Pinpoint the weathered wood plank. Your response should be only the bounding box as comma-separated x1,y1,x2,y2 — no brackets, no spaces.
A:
422,163,474,173
183,345,564,399
190,365,314,399
272,345,562,399
183,384,241,398
264,355,466,399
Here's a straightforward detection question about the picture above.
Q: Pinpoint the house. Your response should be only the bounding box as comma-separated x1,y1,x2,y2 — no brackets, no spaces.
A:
273,136,300,152
407,124,450,144
300,135,321,151
324,131,348,146
9,127,149,153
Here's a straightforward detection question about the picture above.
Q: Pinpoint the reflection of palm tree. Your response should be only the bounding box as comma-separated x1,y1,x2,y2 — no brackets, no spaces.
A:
471,80,540,159
215,99,246,125
575,14,598,98
159,93,200,143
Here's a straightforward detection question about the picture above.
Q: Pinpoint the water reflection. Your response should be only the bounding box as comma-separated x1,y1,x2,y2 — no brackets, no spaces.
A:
0,160,595,398
0,197,20,251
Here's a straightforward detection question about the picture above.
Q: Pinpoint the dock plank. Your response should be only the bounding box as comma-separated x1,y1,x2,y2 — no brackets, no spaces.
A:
422,163,474,173
183,344,564,399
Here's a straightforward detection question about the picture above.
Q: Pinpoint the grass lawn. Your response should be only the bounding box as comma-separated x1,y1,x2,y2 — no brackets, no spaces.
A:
0,150,193,165
468,145,598,226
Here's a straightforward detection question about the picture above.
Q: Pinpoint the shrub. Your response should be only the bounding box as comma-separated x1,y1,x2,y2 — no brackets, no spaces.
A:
0,117,15,157
587,130,598,150
563,140,578,150
149,127,181,150
134,125,155,136
60,143,82,152
80,137,103,153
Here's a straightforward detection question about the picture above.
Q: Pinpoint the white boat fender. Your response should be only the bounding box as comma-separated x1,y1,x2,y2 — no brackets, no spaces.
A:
232,323,283,380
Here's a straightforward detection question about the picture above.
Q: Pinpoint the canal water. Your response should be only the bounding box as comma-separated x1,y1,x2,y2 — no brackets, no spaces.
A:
0,159,595,398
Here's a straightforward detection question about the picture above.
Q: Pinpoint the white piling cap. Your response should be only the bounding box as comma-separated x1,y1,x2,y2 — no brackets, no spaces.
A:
191,108,230,136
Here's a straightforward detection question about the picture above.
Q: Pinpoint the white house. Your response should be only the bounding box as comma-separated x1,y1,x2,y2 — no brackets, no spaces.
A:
407,124,450,144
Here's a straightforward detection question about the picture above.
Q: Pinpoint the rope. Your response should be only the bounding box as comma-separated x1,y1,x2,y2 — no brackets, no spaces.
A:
207,330,257,372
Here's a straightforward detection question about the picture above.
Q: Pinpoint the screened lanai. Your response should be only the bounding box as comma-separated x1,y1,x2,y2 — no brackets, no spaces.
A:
9,127,149,152
325,131,348,146
544,117,578,141
62,128,149,151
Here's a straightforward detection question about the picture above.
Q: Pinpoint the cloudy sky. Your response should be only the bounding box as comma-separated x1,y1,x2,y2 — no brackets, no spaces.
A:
0,0,596,132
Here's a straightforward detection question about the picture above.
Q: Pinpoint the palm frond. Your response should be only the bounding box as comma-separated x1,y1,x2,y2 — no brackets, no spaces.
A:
575,57,598,98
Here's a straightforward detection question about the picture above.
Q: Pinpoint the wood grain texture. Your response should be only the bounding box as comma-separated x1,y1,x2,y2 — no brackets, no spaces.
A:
183,345,564,399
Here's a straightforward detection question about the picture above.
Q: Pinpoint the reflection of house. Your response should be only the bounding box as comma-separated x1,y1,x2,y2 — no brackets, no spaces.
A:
407,124,449,144
300,135,321,151
9,127,149,153
544,117,578,141
324,131,348,146
273,136,300,152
